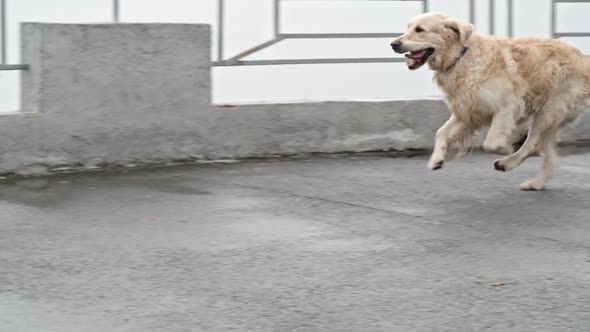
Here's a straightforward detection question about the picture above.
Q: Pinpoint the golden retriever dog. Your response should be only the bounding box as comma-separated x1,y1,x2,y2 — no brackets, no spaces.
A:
391,12,590,190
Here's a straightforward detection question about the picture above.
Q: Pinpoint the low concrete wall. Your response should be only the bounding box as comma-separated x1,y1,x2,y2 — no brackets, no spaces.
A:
0,23,588,175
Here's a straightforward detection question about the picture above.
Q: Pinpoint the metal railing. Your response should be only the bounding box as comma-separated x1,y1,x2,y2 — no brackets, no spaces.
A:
213,0,520,66
0,0,122,71
0,0,27,70
213,0,428,66
551,0,590,38
0,0,589,72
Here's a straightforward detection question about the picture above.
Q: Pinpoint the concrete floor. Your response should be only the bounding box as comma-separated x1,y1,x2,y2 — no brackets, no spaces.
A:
1,151,590,332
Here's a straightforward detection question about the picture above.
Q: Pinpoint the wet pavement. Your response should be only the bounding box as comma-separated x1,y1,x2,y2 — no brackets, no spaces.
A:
1,151,590,331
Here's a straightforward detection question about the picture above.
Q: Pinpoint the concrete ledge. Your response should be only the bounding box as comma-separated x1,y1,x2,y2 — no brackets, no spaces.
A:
203,100,448,159
0,23,589,175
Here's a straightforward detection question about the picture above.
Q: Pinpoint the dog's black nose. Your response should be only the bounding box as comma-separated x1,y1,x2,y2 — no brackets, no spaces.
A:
391,40,402,52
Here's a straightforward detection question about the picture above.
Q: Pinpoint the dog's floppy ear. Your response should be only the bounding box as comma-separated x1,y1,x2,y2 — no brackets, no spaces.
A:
444,18,473,44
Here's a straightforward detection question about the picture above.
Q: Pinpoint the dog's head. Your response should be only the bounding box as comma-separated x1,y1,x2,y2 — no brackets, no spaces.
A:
391,13,473,71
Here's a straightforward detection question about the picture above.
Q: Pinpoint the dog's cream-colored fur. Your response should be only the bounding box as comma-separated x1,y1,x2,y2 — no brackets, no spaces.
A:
392,12,590,190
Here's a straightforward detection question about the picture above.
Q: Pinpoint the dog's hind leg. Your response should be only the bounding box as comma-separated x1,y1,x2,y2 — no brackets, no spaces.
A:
520,135,559,191
493,107,561,173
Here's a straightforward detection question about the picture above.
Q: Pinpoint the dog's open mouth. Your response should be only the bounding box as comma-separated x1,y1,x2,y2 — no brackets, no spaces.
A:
404,48,435,70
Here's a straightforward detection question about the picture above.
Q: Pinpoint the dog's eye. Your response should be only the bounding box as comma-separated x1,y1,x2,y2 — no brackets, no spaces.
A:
415,26,425,33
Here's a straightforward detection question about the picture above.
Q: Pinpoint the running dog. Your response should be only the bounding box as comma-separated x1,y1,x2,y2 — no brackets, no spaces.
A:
391,12,590,190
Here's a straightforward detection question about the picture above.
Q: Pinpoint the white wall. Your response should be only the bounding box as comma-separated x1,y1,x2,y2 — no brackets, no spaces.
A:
1,0,590,111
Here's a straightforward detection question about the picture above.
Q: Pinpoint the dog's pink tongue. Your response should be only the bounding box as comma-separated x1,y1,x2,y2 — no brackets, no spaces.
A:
405,50,425,60
407,58,419,69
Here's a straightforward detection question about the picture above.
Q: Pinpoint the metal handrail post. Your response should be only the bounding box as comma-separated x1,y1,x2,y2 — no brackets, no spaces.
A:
489,0,495,35
218,0,224,61
551,0,557,38
508,0,513,37
1,0,6,64
470,0,476,26
113,0,119,22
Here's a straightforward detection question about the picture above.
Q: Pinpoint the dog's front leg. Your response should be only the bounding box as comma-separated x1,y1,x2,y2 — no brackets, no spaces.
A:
428,115,466,170
483,110,517,155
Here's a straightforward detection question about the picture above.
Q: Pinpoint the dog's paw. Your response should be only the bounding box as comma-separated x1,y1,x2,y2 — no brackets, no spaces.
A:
520,179,545,191
494,157,519,172
493,160,506,172
428,159,444,170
